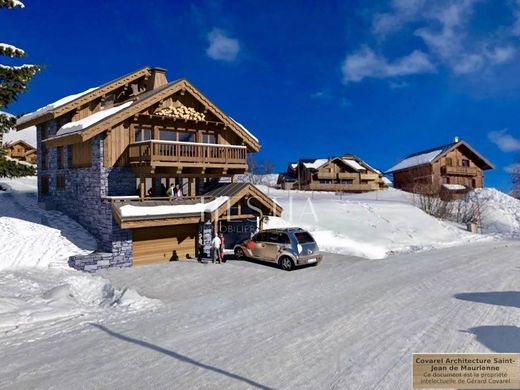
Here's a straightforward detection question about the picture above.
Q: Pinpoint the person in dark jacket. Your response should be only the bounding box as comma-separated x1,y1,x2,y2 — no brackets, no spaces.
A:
197,233,204,262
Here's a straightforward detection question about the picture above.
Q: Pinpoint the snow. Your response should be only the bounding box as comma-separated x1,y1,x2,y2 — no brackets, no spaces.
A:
0,43,25,56
0,177,519,389
230,117,259,142
4,155,35,167
2,124,36,148
261,186,487,259
290,163,298,169
386,148,443,172
0,176,160,335
119,196,229,218
17,87,99,126
6,0,25,8
465,188,520,237
0,241,519,389
56,101,133,136
302,158,328,169
443,183,466,190
342,158,366,171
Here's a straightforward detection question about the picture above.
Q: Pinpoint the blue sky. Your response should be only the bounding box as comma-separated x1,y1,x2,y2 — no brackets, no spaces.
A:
2,0,520,191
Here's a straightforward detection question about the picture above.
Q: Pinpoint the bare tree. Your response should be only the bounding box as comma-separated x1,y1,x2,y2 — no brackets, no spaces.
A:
511,156,520,199
263,159,274,175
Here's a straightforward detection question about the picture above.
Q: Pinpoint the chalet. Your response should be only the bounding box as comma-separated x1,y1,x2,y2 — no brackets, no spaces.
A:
386,138,494,196
292,154,386,192
3,124,37,164
16,66,281,271
277,162,298,189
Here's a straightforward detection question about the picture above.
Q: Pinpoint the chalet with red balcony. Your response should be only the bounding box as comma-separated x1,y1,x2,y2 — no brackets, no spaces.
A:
16,66,281,270
386,139,494,196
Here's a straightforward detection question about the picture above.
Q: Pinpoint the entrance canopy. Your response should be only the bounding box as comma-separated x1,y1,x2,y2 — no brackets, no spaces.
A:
111,183,282,229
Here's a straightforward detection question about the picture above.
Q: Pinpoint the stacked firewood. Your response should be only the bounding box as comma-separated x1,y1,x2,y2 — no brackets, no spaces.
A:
155,104,206,121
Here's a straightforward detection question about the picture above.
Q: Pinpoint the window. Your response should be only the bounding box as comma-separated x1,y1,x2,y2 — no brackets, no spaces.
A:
134,127,151,142
159,130,177,142
344,179,354,185
201,131,216,144
57,146,64,169
178,131,195,143
462,159,470,167
294,232,315,244
269,232,290,244
446,157,453,166
253,232,269,242
56,175,66,191
41,176,49,195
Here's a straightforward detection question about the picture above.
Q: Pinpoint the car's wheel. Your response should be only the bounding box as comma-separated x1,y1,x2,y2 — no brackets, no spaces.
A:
234,247,245,260
279,256,294,271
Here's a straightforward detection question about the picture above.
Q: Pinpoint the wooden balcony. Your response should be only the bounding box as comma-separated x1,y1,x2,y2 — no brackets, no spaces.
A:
337,172,359,180
441,166,479,176
127,140,248,174
301,182,380,192
360,173,380,181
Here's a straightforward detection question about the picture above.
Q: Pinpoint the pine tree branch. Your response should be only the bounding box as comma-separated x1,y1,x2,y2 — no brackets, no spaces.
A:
0,0,25,9
0,43,25,58
0,63,41,108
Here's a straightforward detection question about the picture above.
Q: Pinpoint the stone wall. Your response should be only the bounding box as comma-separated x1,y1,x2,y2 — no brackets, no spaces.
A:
37,120,136,270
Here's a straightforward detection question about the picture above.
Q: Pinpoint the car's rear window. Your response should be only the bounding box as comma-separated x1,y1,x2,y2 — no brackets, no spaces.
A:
294,232,315,244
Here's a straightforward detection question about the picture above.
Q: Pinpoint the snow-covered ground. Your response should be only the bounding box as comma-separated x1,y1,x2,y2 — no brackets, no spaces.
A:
0,177,160,335
1,241,519,389
261,186,490,259
0,177,519,389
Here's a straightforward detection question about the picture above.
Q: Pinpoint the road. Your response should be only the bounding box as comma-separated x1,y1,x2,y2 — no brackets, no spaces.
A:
1,240,519,389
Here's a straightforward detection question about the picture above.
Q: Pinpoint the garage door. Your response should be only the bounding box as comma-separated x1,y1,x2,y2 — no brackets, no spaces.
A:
132,224,197,265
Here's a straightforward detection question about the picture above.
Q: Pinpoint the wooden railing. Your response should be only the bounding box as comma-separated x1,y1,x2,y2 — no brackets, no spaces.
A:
442,166,479,176
301,183,380,192
128,140,247,166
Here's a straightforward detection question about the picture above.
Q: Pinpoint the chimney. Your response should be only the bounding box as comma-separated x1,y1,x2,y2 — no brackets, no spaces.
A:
149,67,168,89
454,136,459,143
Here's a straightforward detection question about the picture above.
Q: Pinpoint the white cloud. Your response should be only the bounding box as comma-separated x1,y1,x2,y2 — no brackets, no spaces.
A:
342,46,435,83
206,29,240,62
357,0,519,83
488,129,520,152
505,163,520,174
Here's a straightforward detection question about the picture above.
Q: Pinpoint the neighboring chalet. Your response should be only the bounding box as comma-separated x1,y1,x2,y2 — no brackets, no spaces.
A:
3,122,37,164
280,154,386,192
16,66,281,271
277,162,298,189
386,138,494,196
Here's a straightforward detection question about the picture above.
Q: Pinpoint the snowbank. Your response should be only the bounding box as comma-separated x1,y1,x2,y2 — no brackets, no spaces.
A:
466,188,520,237
261,186,486,259
0,269,160,333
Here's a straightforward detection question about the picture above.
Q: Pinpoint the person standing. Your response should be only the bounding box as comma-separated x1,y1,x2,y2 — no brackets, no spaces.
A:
175,184,183,197
166,183,176,199
211,233,221,264
197,233,204,263
219,233,225,263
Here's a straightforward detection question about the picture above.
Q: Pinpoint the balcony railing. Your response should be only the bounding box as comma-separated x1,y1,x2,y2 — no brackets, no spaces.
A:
442,166,479,176
301,183,381,192
128,140,247,167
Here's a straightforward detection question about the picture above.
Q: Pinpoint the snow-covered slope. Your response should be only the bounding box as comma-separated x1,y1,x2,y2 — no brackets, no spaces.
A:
0,177,159,333
468,188,520,236
261,186,487,259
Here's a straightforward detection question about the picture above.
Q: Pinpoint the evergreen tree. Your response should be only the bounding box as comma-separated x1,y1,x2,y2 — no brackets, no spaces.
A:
0,0,40,178
0,0,40,134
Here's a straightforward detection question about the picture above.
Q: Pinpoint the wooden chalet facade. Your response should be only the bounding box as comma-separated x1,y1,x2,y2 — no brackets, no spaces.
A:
16,66,281,270
5,139,37,164
287,155,386,192
386,139,494,196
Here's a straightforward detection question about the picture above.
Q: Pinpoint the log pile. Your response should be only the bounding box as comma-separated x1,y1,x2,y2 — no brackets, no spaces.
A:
155,103,206,121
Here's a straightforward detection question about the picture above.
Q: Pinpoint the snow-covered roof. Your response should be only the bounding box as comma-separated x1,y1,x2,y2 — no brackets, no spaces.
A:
342,159,366,172
17,87,99,127
290,163,298,169
386,146,449,173
3,125,37,149
56,101,133,136
0,110,14,118
302,159,328,169
119,196,229,218
230,117,259,142
442,184,466,191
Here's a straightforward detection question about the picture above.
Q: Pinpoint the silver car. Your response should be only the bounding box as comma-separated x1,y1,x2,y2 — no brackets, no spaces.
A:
234,228,322,271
